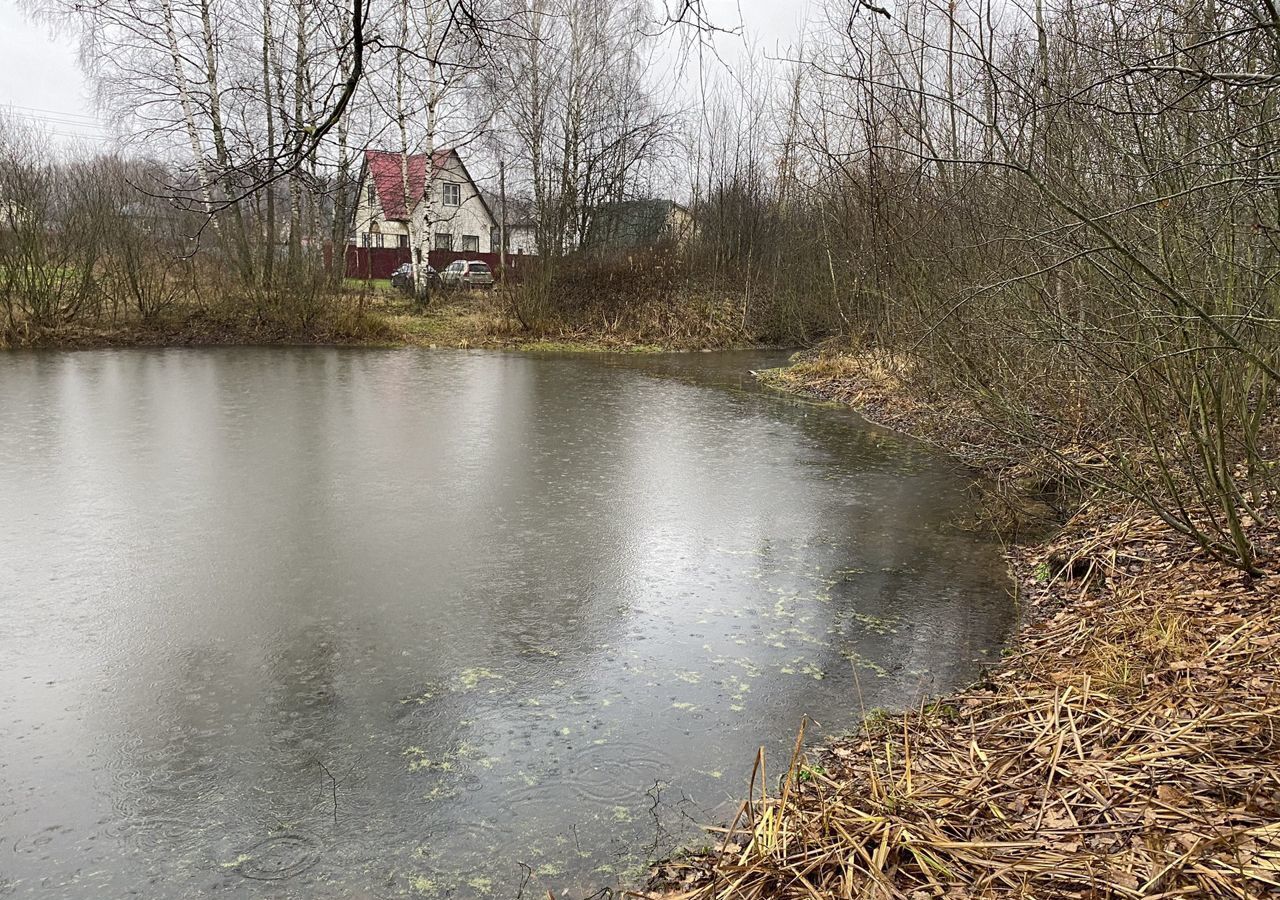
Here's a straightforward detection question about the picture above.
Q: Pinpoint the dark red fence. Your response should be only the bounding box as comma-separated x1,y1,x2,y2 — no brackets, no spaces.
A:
344,245,537,281
344,246,406,279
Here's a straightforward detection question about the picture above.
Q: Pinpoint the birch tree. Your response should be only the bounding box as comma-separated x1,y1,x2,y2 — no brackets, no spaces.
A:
487,0,677,261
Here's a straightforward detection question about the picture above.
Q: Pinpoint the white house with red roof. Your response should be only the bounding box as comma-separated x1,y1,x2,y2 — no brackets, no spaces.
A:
352,148,497,257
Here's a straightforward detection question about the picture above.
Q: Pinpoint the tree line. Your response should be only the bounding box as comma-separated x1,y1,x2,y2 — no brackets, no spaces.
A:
2,0,1277,570
685,0,1279,572
6,0,679,291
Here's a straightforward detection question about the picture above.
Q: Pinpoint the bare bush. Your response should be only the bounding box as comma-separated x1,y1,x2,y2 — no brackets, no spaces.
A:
681,0,1280,573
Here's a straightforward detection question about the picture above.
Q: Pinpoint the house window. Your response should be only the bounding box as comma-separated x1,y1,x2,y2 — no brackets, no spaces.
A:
442,182,460,206
461,234,479,252
397,234,409,249
434,232,453,250
367,182,376,209
360,232,371,248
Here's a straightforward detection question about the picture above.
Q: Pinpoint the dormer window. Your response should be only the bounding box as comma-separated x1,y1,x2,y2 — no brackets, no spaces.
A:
442,182,460,206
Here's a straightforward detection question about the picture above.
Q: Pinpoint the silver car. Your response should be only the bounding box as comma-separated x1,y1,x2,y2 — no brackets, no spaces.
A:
440,259,495,289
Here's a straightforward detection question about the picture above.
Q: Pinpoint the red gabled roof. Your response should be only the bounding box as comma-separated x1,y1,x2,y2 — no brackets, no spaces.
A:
364,148,450,220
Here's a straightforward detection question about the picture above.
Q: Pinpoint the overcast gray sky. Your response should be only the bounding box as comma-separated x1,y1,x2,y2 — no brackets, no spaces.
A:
0,0,811,149
0,2,109,146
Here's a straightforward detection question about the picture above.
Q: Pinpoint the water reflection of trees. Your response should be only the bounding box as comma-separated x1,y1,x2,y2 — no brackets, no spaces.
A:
15,349,1013,899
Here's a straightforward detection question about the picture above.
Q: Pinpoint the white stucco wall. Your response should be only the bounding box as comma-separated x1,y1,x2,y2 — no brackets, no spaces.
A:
351,152,496,252
413,154,495,253
506,225,538,256
352,178,408,244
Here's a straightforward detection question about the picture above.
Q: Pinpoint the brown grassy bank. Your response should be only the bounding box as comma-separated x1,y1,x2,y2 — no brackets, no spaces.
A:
4,284,400,351
647,350,1280,900
386,288,760,352
5,285,763,354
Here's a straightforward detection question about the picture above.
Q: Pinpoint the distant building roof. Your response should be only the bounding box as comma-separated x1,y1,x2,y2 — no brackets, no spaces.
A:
364,148,451,221
588,199,691,248
480,190,538,229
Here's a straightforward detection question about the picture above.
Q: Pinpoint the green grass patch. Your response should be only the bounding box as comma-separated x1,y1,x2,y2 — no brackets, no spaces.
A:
343,277,394,293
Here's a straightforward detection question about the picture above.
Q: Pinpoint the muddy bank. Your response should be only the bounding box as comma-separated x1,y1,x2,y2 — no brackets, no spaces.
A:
649,350,1280,900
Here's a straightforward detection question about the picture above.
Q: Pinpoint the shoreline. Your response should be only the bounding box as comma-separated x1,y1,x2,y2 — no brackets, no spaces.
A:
648,349,1279,899
7,332,1275,896
1,291,767,356
2,331,770,355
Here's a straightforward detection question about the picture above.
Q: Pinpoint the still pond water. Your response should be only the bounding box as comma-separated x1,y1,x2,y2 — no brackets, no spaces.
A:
0,349,1012,899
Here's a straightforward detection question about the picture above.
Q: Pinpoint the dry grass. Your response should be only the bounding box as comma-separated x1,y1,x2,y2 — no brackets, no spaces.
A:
521,292,758,351
758,348,1018,472
5,262,762,352
380,288,757,352
648,509,1279,899
759,349,1071,537
645,353,1280,900
10,287,399,349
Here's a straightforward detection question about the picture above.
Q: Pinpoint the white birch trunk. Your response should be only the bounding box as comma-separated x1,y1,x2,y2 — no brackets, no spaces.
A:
160,0,219,235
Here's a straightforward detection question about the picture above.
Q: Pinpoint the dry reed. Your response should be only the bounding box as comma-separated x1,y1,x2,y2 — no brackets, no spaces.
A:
648,504,1279,899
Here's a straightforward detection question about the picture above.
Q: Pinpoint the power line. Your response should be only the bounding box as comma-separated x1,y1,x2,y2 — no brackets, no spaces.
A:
2,103,103,124
4,110,108,131
48,129,112,142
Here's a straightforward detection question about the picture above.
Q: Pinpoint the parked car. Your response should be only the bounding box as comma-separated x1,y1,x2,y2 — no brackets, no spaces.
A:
440,259,495,289
390,262,439,293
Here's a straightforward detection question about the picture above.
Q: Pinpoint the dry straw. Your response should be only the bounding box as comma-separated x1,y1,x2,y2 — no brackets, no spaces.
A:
647,508,1279,899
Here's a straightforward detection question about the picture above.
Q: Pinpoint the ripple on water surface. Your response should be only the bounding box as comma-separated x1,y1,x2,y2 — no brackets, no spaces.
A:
0,348,1013,899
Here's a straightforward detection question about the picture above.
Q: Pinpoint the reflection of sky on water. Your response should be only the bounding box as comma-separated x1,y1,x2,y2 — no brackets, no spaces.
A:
0,348,1012,899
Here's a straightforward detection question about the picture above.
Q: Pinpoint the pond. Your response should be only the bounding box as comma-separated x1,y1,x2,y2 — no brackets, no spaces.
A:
0,348,1012,899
